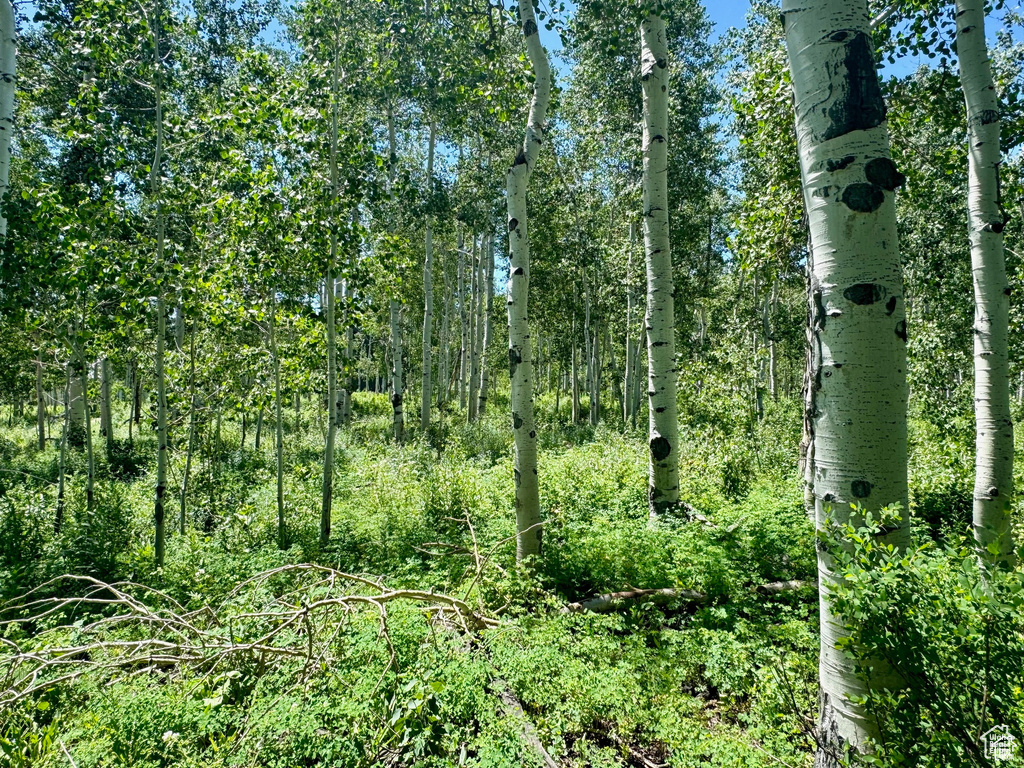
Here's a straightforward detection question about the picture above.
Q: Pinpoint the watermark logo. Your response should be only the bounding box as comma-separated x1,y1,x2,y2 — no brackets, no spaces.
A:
983,725,1019,762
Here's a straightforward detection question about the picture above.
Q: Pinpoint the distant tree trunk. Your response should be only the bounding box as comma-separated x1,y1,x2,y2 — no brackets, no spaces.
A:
438,261,452,409
421,123,437,431
478,234,495,416
179,330,197,535
641,13,681,520
624,221,636,424
270,299,286,549
100,356,113,459
458,227,468,410
507,0,550,561
68,369,85,433
784,0,910,760
956,0,1016,567
342,279,355,424
254,409,264,451
607,326,622,419
35,354,46,450
54,364,70,535
79,353,95,512
387,111,404,442
469,235,484,423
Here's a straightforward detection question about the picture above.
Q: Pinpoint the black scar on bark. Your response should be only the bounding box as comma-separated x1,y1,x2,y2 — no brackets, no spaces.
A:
822,31,887,142
980,108,1000,125
513,412,523,429
885,296,897,315
522,19,537,36
514,467,521,488
511,266,524,276
826,155,856,172
391,393,402,407
509,348,522,378
841,183,884,213
514,148,528,167
529,430,536,439
655,406,666,414
656,57,667,69
865,157,906,191
823,493,835,503
1005,287,1013,296
508,217,518,231
987,220,1005,233
851,479,872,498
650,436,672,461
895,319,908,342
813,289,827,330
844,283,884,305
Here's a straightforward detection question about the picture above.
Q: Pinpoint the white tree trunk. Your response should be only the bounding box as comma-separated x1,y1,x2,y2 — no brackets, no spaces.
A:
0,0,14,240
438,264,451,408
457,227,468,410
420,123,436,431
179,330,197,535
507,0,550,561
955,0,1016,567
469,235,484,422
270,299,285,549
641,14,680,519
783,0,910,759
387,112,404,442
478,234,495,416
35,354,46,450
100,356,113,459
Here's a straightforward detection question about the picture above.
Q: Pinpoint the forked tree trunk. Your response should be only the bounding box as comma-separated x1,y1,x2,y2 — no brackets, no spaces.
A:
507,0,550,561
783,0,910,761
421,123,437,431
955,0,1016,567
640,13,680,519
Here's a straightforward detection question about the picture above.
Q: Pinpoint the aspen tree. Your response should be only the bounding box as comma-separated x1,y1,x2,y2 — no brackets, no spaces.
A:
457,226,467,409
507,0,550,560
477,234,494,416
640,11,680,519
955,0,1016,567
387,113,404,442
35,355,45,450
783,0,909,759
420,123,436,430
0,0,13,240
321,25,343,545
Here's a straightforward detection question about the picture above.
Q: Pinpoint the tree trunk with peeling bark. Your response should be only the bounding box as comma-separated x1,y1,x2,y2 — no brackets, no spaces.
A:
955,0,1016,568
641,13,680,520
783,0,910,761
507,0,550,561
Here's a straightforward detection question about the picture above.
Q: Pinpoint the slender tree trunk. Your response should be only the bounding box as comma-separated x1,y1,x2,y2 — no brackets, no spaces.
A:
438,262,452,409
179,330,197,535
387,111,404,442
342,279,355,424
254,409,264,451
421,123,437,431
321,29,344,547
956,0,1016,567
100,356,113,459
35,354,46,450
507,0,550,561
270,299,286,549
784,0,909,760
0,0,14,240
76,351,95,513
478,234,495,416
150,0,168,567
641,13,681,520
54,364,70,535
469,235,484,423
624,222,636,424
458,227,468,410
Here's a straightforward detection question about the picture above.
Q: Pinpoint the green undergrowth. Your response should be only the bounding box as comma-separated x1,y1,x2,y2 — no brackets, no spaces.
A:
0,395,1021,766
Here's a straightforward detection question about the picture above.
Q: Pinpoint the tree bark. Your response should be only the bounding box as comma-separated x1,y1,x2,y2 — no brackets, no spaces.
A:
54,364,70,535
100,356,113,460
420,123,437,431
507,0,550,561
783,0,910,759
179,330,197,535
0,0,14,240
270,299,286,549
387,112,404,442
955,0,1016,567
641,14,681,519
35,354,46,450
458,226,468,410
469,235,484,423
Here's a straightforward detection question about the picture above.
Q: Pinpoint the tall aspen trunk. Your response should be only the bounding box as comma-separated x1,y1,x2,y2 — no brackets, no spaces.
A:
624,222,636,424
55,365,70,535
100,357,113,459
571,326,581,422
321,30,343,546
478,235,495,416
420,123,437,431
469,236,484,423
0,0,14,240
507,0,550,561
956,0,1016,567
457,227,467,410
340,279,353,425
783,0,909,760
78,352,95,512
179,330,196,535
641,14,680,519
68,371,85,432
387,112,404,442
150,1,168,567
270,300,286,549
35,355,46,450
438,266,451,409
254,410,264,451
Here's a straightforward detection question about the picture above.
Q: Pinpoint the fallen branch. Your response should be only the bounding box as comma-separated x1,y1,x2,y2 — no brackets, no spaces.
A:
563,579,812,614
492,678,560,768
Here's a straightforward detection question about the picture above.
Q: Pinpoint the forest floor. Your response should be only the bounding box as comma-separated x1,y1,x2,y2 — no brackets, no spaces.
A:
0,392,1020,767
